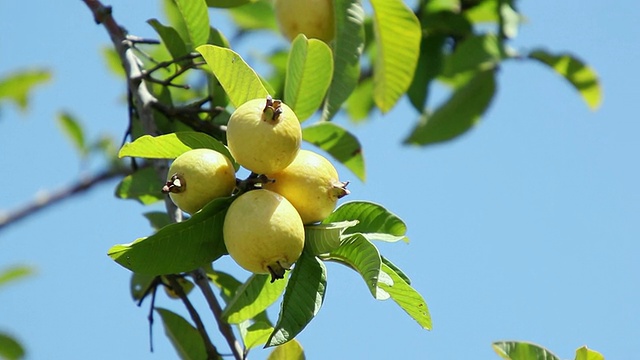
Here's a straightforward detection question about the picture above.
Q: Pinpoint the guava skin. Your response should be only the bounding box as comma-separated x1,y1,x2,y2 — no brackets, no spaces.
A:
162,148,236,214
223,189,305,282
274,0,336,43
264,149,349,224
226,96,302,175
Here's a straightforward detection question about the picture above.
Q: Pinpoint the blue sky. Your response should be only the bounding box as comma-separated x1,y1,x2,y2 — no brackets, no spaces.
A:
1,1,638,359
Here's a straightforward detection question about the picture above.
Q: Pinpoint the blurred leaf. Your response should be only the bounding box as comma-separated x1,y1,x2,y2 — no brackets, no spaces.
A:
302,122,365,181
529,49,602,110
197,45,270,108
206,0,255,8
464,0,521,38
208,269,243,302
492,341,561,360
223,274,287,324
228,0,278,31
243,320,273,349
143,211,172,231
172,0,210,50
379,262,432,330
101,47,125,78
115,167,165,205
442,34,509,78
130,273,157,301
304,220,359,255
156,308,208,360
118,132,234,167
321,0,365,121
424,0,460,12
0,265,34,288
0,332,25,360
57,112,86,155
266,251,326,347
108,197,232,275
370,0,421,112
574,346,604,360
323,201,408,243
284,35,334,122
148,19,189,60
267,339,305,360
405,68,496,145
345,77,374,122
408,34,446,112
0,69,51,111
163,276,195,298
324,233,390,299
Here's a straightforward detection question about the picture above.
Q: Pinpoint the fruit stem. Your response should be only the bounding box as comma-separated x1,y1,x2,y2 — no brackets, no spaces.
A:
261,95,283,123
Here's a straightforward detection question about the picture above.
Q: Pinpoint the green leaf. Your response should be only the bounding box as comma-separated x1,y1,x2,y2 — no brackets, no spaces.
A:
130,273,157,301
285,35,334,122
197,45,270,108
345,77,375,122
302,122,365,181
115,167,165,205
492,341,561,360
370,0,421,112
407,34,447,112
0,265,34,288
381,256,411,284
143,211,172,231
242,321,273,349
267,339,305,360
379,262,432,330
266,251,326,347
57,112,86,155
222,274,287,324
118,132,234,166
442,34,509,78
156,308,208,360
108,197,232,275
206,0,255,8
323,201,408,243
147,19,189,60
529,49,602,110
324,234,390,299
228,0,278,31
162,276,196,298
405,68,496,145
0,69,51,111
172,0,210,49
304,220,359,255
321,0,365,121
574,346,604,360
0,332,25,360
424,0,460,12
207,269,243,302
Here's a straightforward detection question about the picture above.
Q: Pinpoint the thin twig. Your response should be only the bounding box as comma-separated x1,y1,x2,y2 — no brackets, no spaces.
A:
192,268,244,360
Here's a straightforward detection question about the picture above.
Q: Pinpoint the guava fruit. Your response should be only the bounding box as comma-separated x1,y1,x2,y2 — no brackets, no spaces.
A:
274,0,335,43
226,96,302,175
223,189,305,282
264,149,349,224
162,148,236,214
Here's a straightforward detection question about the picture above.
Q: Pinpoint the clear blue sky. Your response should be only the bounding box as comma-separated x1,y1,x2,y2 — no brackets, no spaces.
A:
1,1,638,359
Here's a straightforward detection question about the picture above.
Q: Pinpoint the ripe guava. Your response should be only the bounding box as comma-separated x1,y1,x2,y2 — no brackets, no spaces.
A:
223,189,305,282
274,0,335,43
162,148,236,214
264,149,349,224
226,96,302,175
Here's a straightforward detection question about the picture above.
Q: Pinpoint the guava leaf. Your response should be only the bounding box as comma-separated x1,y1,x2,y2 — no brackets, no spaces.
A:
222,274,287,324
529,49,602,110
197,45,270,108
0,332,25,360
242,321,273,349
407,34,446,112
302,122,365,181
118,131,235,166
492,341,561,360
379,262,432,330
228,0,278,31
323,233,390,300
345,77,375,122
267,339,305,360
266,251,326,347
57,112,86,155
148,19,189,60
156,308,207,360
442,34,509,78
108,197,232,275
323,201,408,243
285,35,334,122
0,265,34,288
574,346,604,360
206,0,255,8
143,211,172,231
0,68,51,111
162,276,195,298
321,0,365,121
172,0,210,50
405,68,496,146
304,220,359,255
115,167,165,205
370,0,421,113
381,256,411,284
130,273,157,301
207,269,243,302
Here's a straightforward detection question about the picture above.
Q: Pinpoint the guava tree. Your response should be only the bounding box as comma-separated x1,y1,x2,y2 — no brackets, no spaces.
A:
0,0,605,359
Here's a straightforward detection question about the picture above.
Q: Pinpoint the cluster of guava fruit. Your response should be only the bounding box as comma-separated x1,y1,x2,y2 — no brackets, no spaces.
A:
163,96,348,282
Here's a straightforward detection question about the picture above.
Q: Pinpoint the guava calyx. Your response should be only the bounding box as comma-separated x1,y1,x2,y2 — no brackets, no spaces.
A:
267,260,291,283
162,173,185,194
332,181,350,199
262,95,283,123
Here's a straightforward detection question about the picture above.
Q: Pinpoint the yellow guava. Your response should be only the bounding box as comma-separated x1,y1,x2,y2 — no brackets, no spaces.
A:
226,96,302,175
223,189,305,282
264,149,349,224
274,0,335,43
162,148,236,214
